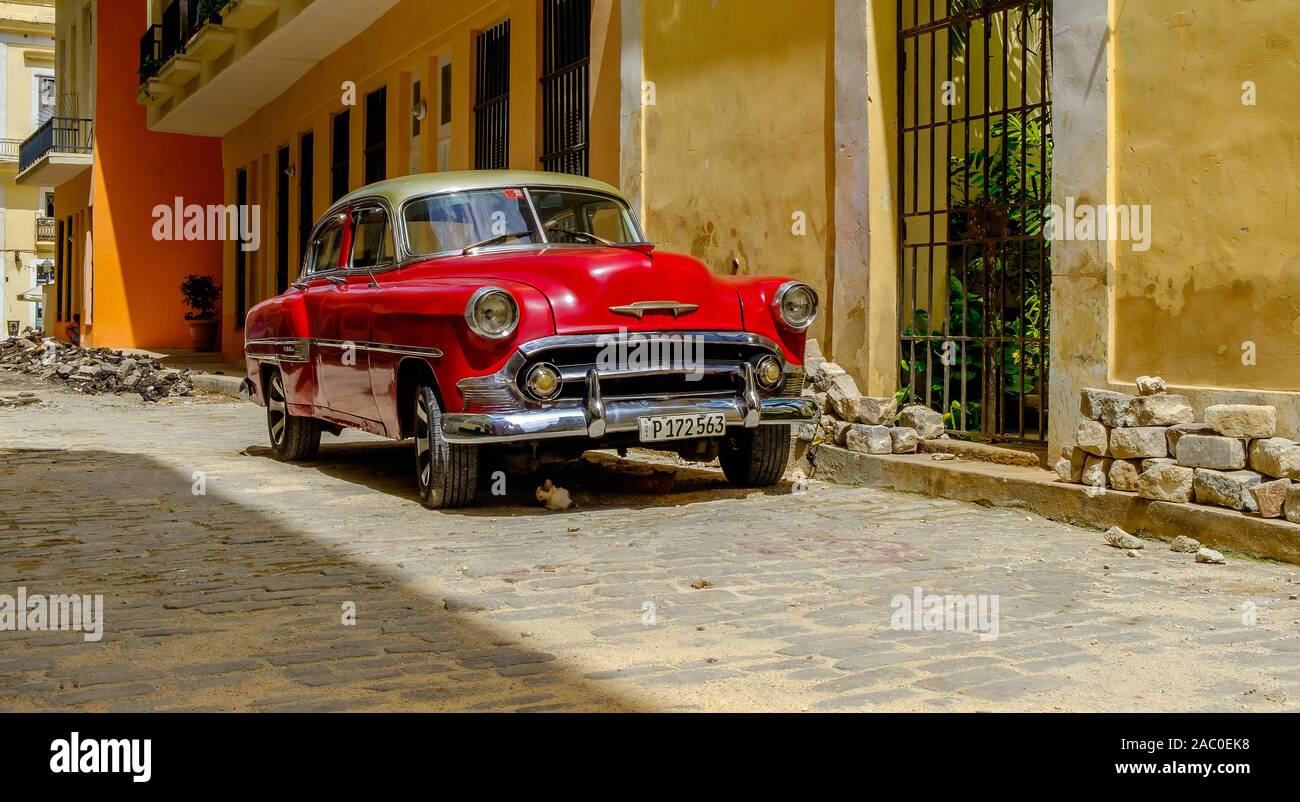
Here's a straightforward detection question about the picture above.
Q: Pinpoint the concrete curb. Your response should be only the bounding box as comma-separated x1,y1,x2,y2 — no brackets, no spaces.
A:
808,444,1300,565
190,372,244,399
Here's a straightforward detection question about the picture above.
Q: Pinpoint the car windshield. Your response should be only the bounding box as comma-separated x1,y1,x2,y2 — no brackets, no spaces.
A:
529,188,641,245
403,186,641,256
403,188,540,256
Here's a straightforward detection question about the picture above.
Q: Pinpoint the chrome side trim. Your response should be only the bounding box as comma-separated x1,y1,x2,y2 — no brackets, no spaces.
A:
244,337,310,363
245,338,442,361
364,343,444,359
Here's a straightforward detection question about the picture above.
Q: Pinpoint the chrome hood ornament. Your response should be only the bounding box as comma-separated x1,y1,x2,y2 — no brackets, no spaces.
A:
608,300,699,319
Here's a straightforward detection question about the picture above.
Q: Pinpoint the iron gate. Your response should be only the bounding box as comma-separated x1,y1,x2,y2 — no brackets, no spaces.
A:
897,0,1052,443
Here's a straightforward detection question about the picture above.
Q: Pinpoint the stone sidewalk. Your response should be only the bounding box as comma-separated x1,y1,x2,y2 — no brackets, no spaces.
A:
1,371,1298,712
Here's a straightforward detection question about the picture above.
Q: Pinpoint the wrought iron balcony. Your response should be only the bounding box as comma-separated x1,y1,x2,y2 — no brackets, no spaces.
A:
139,0,227,85
17,116,94,180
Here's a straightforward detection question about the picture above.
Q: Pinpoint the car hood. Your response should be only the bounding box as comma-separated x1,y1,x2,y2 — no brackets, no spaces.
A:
432,245,744,334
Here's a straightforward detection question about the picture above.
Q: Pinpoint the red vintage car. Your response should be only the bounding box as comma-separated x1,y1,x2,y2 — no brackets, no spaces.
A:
243,171,818,507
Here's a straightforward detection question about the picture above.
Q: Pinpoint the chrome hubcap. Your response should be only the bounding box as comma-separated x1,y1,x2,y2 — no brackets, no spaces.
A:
415,395,431,487
268,375,287,445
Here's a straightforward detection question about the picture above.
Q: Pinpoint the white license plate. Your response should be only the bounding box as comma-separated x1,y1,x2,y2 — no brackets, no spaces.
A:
638,412,728,442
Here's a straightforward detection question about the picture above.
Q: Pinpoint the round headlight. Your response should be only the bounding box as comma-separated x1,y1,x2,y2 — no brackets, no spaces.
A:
774,281,818,330
755,355,784,391
524,363,563,401
465,286,519,340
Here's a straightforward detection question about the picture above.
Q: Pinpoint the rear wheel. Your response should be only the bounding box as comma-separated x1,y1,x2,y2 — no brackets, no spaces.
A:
719,424,792,487
266,370,321,461
414,383,478,508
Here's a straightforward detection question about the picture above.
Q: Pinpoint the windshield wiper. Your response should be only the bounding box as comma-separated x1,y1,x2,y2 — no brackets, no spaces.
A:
462,231,532,255
543,224,615,247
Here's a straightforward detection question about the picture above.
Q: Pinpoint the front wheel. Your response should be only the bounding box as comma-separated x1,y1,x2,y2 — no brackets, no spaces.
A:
719,425,792,487
414,384,478,508
266,370,321,461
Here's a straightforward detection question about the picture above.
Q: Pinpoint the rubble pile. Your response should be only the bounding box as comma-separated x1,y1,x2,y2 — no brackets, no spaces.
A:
1056,376,1300,524
800,339,943,455
0,330,195,402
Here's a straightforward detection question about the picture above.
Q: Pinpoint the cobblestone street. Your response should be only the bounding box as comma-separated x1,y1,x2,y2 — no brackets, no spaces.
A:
2,372,1299,712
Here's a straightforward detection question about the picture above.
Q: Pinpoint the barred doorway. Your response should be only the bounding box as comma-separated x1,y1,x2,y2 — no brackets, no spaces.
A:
897,0,1052,443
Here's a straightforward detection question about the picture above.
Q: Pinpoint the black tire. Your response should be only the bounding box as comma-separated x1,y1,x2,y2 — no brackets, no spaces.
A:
719,424,792,487
414,384,478,508
266,370,321,461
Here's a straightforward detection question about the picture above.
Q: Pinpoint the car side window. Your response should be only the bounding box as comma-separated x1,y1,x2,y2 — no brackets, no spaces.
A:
308,216,345,274
350,206,395,269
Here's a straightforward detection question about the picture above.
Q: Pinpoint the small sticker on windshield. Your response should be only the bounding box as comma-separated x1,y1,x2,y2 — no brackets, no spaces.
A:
504,188,524,199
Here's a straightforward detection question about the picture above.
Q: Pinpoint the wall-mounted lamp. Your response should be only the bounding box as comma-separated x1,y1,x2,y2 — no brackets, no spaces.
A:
412,99,428,122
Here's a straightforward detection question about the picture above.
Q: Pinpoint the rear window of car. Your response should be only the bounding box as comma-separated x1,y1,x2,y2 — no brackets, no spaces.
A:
309,216,345,273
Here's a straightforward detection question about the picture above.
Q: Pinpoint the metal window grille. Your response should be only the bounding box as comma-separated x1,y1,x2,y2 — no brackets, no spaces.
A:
236,168,248,325
540,0,591,176
365,87,387,184
332,111,350,202
276,146,290,293
299,132,315,270
474,20,511,170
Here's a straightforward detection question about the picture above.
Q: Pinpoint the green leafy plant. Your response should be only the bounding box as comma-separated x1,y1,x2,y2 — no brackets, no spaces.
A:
180,274,221,321
197,0,225,24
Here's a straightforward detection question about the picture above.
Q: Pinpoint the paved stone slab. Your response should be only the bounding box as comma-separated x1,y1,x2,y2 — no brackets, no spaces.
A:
1,370,1298,712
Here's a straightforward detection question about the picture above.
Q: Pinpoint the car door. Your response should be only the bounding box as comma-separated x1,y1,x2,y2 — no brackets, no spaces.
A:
301,208,376,422
317,203,395,421
300,213,347,411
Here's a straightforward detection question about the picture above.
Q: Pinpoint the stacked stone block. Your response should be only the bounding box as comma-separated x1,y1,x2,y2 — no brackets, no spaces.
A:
799,339,943,456
1054,378,1300,523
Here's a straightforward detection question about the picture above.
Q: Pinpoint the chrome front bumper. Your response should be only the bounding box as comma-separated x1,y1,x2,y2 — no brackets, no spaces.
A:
441,362,816,444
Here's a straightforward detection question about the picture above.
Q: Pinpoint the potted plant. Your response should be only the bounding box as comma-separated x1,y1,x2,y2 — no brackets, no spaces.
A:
180,274,221,352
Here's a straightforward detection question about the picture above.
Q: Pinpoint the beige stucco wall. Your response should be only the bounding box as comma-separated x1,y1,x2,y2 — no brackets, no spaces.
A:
1051,0,1300,459
640,0,835,348
1111,0,1300,397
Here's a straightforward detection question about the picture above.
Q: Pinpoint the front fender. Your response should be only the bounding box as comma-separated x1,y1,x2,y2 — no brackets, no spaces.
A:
723,276,810,366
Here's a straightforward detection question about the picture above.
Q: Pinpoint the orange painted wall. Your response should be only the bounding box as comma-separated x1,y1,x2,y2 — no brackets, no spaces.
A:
88,3,224,350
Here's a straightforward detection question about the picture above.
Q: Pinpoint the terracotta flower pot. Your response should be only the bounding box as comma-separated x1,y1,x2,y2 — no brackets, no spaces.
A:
187,319,219,352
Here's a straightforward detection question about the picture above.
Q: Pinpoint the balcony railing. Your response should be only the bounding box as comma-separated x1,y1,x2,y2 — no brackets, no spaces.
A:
19,117,94,175
140,24,162,82
0,138,21,162
139,0,226,85
37,217,55,243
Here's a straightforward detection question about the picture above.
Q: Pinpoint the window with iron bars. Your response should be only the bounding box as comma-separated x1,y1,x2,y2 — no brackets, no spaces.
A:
540,0,591,176
474,20,510,170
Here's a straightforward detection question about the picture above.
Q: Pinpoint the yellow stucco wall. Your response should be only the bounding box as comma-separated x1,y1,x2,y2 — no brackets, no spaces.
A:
1110,0,1300,393
219,0,622,359
641,0,834,346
